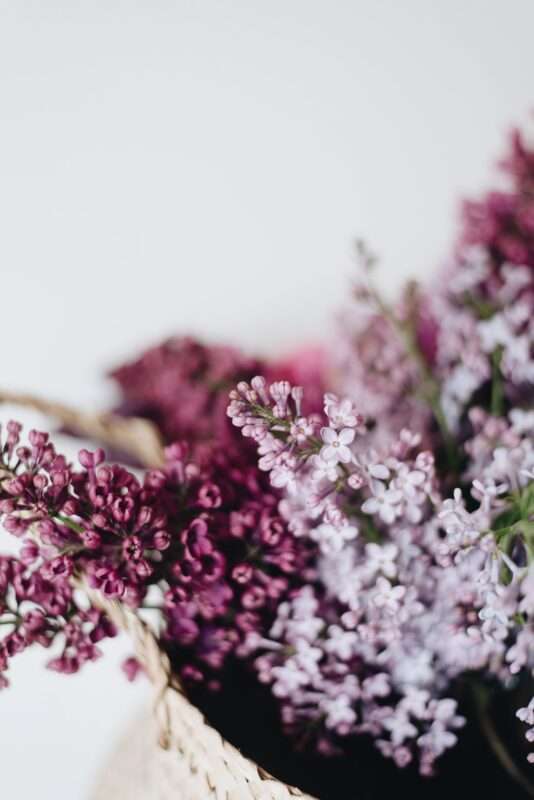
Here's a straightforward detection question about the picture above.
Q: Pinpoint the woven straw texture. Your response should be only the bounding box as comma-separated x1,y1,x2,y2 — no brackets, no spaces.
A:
90,710,188,800
81,581,315,800
90,697,313,800
0,392,316,800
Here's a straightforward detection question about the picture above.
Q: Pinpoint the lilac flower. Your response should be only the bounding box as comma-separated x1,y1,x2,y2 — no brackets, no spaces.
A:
371,577,406,614
320,427,355,464
110,336,267,455
365,543,398,578
361,483,403,525
270,453,299,494
229,368,534,775
391,464,426,499
310,522,358,556
0,422,312,687
324,396,363,429
309,454,339,483
478,591,509,635
382,710,418,746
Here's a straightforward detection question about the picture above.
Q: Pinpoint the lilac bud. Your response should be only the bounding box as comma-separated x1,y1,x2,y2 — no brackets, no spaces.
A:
29,430,48,448
122,657,143,682
291,386,304,416
82,529,102,550
232,563,253,584
251,376,270,405
78,449,94,469
242,585,266,610
152,529,171,550
197,482,222,509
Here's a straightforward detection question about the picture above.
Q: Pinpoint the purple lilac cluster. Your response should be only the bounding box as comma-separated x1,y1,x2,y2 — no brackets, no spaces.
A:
462,129,534,269
0,555,116,685
0,425,118,681
110,336,326,458
157,444,312,683
0,423,310,687
110,336,266,454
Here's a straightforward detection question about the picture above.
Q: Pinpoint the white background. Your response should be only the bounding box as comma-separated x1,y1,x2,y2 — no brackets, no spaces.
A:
1,2,534,797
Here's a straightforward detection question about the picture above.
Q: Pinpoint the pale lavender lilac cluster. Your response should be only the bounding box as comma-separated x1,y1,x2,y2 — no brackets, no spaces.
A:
226,130,534,774
228,377,534,773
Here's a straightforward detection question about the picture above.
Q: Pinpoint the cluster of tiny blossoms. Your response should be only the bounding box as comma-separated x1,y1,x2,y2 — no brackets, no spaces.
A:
337,132,534,444
228,376,534,773
110,336,325,459
430,247,534,432
0,423,310,687
3,126,534,787
462,129,534,269
320,133,534,772
110,336,266,455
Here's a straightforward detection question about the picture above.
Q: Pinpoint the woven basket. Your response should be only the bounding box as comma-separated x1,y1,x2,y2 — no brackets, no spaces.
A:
85,583,315,800
0,391,316,800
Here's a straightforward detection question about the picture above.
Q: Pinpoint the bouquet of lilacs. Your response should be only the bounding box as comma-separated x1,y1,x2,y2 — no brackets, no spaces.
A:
1,130,534,796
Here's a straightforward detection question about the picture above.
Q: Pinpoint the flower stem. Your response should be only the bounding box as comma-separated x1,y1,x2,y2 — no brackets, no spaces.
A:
491,347,504,416
54,513,84,535
469,679,534,797
370,288,459,474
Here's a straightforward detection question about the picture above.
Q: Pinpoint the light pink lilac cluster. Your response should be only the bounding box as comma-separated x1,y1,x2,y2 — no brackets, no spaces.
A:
430,249,534,432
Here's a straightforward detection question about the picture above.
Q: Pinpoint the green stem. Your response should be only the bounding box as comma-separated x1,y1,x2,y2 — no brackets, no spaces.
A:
470,680,534,797
491,347,504,416
427,391,459,474
524,536,534,565
371,290,459,474
359,515,381,543
54,513,84,535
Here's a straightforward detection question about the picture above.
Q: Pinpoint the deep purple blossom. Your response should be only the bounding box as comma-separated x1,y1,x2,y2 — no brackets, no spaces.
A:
0,423,312,686
110,336,266,454
462,130,534,269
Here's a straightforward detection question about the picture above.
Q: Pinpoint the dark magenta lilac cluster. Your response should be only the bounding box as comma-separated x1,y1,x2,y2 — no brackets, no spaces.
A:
110,336,265,456
0,423,312,686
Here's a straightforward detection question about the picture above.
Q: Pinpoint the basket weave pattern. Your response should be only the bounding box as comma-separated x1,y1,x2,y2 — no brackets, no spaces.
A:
86,583,315,800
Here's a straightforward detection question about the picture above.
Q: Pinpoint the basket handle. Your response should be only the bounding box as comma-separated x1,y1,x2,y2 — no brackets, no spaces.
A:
0,389,166,469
